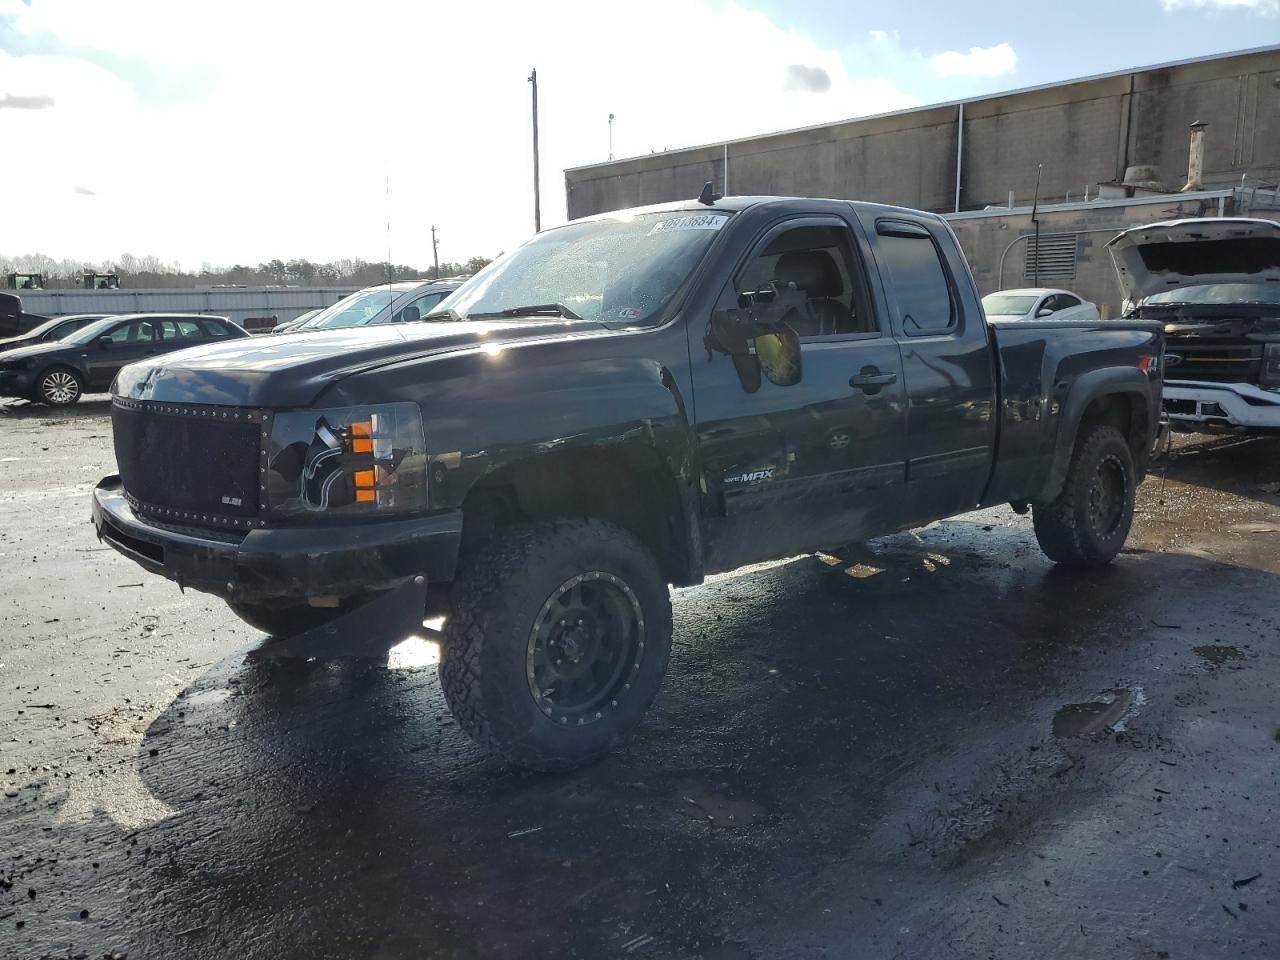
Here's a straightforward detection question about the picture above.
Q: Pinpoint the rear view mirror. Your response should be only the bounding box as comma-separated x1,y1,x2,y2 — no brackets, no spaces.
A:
755,327,801,387
708,284,807,393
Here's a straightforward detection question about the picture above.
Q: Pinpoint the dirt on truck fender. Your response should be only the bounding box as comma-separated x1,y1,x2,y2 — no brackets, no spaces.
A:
92,189,1165,769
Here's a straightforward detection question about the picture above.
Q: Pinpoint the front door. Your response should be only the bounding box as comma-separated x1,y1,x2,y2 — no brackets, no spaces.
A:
86,318,159,389
693,215,909,573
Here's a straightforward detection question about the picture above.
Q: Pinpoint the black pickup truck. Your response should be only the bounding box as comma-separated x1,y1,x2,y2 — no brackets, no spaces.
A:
93,193,1165,769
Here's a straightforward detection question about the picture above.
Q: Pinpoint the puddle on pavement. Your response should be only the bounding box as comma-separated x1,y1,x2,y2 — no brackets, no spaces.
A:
387,635,442,671
1053,686,1145,738
184,688,233,707
1193,644,1245,666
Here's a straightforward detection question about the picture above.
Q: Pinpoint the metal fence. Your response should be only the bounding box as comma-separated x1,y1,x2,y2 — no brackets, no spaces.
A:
17,285,360,327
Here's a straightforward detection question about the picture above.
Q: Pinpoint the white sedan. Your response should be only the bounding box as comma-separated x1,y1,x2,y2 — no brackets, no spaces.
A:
982,288,1100,323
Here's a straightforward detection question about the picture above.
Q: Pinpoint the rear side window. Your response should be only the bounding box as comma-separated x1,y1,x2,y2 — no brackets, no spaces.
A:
200,319,230,338
875,225,956,336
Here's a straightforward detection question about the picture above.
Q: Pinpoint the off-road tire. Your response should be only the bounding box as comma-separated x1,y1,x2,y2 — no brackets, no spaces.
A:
440,519,673,771
36,366,83,406
227,600,348,638
1032,424,1136,567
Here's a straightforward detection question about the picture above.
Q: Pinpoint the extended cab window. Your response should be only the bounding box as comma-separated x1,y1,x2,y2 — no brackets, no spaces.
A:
876,224,957,336
738,224,875,338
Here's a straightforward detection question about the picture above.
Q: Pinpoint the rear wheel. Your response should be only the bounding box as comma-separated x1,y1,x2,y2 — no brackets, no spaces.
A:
440,519,672,771
1032,424,1136,567
37,367,83,406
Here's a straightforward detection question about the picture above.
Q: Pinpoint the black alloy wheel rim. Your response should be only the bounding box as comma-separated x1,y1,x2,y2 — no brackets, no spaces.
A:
526,572,645,726
1088,454,1127,539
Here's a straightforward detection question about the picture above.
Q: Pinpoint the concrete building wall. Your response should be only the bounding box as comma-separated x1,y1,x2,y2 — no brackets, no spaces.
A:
565,46,1280,220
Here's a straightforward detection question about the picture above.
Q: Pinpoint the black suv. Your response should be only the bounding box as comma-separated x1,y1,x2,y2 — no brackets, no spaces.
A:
0,313,248,405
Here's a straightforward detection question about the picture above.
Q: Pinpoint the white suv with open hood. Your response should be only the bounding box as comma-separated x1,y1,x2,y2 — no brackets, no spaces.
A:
1108,217,1280,433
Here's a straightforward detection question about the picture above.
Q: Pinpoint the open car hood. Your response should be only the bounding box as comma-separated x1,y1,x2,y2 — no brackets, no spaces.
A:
1106,218,1280,303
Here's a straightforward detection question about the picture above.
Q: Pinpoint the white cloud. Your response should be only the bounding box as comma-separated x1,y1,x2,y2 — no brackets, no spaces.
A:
929,42,1018,78
1162,0,1279,12
0,0,920,270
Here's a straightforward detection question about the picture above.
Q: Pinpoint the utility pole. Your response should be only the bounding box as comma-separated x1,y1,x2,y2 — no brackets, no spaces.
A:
529,68,541,232
608,113,614,161
431,225,440,278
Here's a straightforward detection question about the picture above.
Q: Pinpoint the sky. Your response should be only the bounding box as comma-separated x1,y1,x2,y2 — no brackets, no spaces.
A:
1,0,1278,271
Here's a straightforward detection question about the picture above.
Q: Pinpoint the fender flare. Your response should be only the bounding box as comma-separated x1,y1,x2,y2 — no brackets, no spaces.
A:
1037,366,1152,503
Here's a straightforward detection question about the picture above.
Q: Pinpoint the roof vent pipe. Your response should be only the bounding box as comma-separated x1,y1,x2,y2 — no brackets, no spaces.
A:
1181,121,1206,193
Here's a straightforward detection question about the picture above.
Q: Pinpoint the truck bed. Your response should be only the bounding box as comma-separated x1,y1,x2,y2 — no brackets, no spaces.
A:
983,317,1164,506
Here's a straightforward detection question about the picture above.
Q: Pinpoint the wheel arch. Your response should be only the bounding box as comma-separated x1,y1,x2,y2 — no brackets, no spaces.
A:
1038,368,1152,503
458,442,702,587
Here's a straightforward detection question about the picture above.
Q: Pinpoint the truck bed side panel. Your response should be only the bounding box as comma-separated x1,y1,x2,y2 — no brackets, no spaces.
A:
983,319,1163,506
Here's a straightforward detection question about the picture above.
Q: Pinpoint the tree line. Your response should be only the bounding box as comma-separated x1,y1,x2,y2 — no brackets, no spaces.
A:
1,253,494,289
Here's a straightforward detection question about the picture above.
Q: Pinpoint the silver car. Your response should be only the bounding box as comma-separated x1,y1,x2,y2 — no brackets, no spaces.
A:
982,288,1100,323
291,279,466,333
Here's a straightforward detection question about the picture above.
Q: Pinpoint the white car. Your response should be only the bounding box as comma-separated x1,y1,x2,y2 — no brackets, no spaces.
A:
982,288,1100,323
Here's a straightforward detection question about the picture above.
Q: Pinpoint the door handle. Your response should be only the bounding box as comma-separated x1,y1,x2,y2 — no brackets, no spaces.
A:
849,368,897,391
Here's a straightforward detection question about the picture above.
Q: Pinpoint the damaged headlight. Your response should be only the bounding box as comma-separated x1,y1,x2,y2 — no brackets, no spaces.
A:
1262,343,1280,389
266,403,427,518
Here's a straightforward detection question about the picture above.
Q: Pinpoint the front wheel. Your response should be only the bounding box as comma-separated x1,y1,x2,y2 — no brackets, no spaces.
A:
36,367,83,406
440,520,672,771
1032,424,1136,567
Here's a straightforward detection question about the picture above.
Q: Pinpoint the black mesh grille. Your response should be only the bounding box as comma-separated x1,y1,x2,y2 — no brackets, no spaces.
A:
112,399,262,529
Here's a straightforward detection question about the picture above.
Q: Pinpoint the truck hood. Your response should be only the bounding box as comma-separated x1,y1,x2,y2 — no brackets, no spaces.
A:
1107,218,1280,303
113,319,614,407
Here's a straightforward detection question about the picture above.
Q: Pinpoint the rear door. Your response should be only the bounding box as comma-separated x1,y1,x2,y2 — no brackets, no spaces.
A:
693,213,908,571
85,318,160,389
155,318,208,353
858,214,997,525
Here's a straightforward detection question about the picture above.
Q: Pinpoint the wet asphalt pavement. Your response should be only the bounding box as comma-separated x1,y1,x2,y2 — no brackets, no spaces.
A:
1,396,1278,960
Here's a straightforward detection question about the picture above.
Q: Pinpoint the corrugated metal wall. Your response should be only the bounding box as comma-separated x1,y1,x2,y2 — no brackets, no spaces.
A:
17,286,360,326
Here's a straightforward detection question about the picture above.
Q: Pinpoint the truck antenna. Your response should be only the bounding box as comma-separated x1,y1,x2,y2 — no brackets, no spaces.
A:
697,181,722,206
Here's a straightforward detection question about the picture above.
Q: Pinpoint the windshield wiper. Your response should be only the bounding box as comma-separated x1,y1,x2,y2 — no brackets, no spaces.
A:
467,303,585,322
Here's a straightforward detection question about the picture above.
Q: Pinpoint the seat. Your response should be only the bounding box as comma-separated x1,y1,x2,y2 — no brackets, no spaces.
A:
772,250,846,337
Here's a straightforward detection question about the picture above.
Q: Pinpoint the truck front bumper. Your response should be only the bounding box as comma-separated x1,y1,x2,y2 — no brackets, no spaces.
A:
1163,379,1280,431
91,475,464,604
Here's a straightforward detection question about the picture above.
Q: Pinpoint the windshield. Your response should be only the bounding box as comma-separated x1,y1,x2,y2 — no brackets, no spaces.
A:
442,211,730,324
308,289,398,330
1143,282,1280,306
982,294,1038,315
62,317,120,345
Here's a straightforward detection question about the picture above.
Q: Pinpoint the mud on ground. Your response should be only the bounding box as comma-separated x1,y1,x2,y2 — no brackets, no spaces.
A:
1,397,1278,959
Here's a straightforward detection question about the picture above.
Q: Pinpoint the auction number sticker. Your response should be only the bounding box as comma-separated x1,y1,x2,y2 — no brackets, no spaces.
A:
648,214,728,236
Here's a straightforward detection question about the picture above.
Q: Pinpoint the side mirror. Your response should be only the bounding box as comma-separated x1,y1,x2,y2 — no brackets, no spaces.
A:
708,284,805,393
96,335,113,347
1036,307,1054,318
